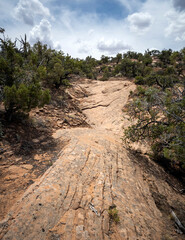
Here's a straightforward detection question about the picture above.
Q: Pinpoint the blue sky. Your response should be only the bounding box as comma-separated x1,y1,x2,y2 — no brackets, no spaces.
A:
0,0,185,59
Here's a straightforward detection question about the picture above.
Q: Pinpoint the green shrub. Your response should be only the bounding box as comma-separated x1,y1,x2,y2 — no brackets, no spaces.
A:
108,205,120,223
135,76,145,85
61,79,70,86
4,83,50,120
124,80,185,167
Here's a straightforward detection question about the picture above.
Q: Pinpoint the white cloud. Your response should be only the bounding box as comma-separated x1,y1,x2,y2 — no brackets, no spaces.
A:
78,45,90,54
127,12,153,33
14,0,50,26
2,0,185,59
29,19,60,49
97,39,131,54
75,39,91,54
165,10,185,41
50,1,170,58
59,8,75,31
88,29,95,36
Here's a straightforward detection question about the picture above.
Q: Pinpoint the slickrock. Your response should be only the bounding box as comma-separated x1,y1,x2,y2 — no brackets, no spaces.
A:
0,80,184,240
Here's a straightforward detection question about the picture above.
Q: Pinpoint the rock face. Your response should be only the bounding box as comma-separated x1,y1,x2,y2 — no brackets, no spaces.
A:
0,80,184,240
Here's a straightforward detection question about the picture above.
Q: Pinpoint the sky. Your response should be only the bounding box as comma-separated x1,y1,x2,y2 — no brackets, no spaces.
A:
0,0,185,59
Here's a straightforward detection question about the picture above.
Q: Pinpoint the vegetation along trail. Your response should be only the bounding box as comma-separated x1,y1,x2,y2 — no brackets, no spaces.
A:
0,78,185,240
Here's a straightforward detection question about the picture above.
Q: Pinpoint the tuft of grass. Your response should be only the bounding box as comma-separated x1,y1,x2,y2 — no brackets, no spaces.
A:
108,205,120,224
61,79,71,86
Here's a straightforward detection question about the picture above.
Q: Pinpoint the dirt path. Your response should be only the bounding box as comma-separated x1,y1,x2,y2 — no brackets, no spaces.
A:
0,79,184,240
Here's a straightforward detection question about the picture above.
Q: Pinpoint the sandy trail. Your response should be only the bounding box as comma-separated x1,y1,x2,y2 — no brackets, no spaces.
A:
0,80,184,240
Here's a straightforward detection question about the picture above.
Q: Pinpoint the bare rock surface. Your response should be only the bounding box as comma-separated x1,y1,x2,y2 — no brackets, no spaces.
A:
0,80,185,240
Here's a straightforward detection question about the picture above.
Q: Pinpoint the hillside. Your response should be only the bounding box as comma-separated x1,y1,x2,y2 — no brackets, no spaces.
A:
0,33,185,239
0,76,185,240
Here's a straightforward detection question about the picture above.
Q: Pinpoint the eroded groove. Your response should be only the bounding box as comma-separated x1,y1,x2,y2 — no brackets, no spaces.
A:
69,183,78,209
82,103,111,110
62,183,70,203
82,96,121,111
80,149,91,174
116,151,119,182
101,177,106,240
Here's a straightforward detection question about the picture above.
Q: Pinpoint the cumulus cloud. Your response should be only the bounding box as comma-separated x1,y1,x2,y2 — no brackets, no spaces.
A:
2,0,184,59
78,45,90,54
14,0,50,26
127,12,153,33
75,39,90,54
29,19,60,49
97,39,131,54
172,0,185,12
165,10,185,41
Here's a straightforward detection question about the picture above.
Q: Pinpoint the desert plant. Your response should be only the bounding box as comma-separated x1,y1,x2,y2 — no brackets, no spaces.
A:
108,205,120,223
